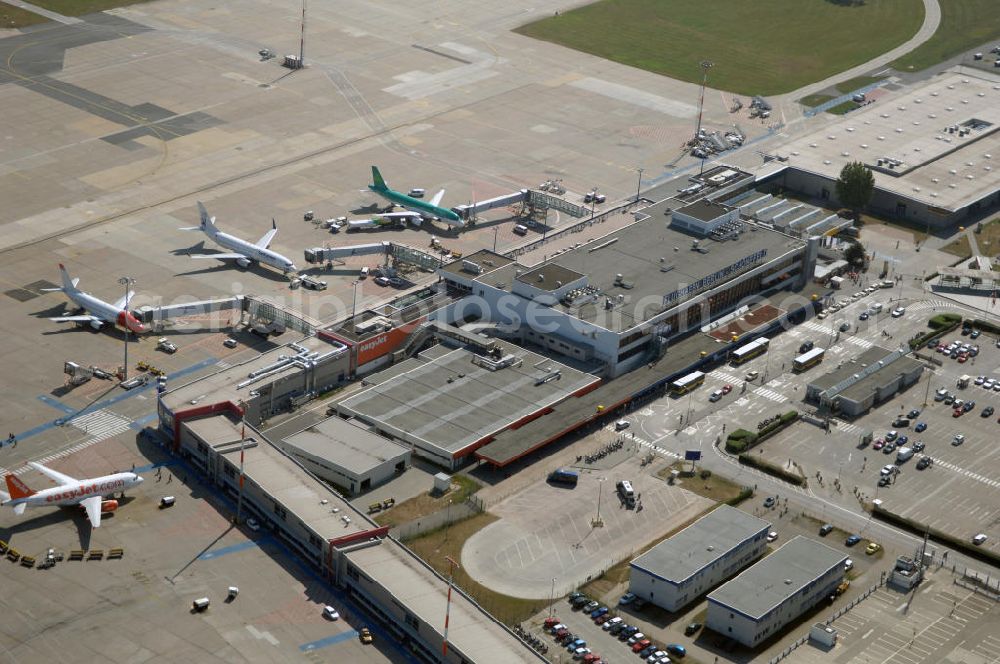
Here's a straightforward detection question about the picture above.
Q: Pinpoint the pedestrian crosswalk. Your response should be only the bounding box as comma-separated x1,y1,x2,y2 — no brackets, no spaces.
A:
845,336,874,349
69,409,133,442
800,320,832,334
836,421,863,435
906,299,951,313
933,459,1000,488
0,409,134,478
753,387,788,403
708,369,743,384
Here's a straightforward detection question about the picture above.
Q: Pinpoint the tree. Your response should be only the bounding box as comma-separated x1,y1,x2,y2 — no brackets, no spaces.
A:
835,161,875,222
844,240,866,267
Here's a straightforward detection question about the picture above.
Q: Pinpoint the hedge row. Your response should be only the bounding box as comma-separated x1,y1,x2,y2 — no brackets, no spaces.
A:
738,454,807,486
909,315,962,350
726,486,754,506
725,411,799,453
871,503,1000,569
970,318,1000,336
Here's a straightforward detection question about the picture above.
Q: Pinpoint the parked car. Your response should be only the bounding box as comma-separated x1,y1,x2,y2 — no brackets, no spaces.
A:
767,531,779,542
627,633,645,646
359,627,373,644
965,400,976,412
666,644,687,658
891,307,905,317
619,592,636,606
873,439,885,450
915,422,927,432
866,542,882,555
916,456,932,470
897,435,909,445
323,605,340,620
632,639,652,653
582,601,599,613
819,524,834,536
845,558,854,571
223,337,238,348
883,442,896,454
885,430,898,441
764,496,776,508
603,616,623,631
983,406,995,417
953,434,966,446
685,622,703,636
846,535,862,546
971,330,981,339
590,606,609,619
912,441,925,452
859,312,869,321
974,533,988,545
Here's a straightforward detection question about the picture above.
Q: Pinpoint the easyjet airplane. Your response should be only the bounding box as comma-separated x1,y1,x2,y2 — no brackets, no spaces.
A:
1,462,143,528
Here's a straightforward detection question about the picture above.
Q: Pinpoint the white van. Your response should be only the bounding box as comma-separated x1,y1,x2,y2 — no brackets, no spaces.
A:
192,597,210,612
896,447,914,463
616,480,635,504
869,302,883,313
513,224,528,236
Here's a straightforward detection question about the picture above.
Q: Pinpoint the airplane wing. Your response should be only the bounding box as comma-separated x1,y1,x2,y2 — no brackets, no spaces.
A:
29,461,77,486
50,315,100,324
429,189,446,207
256,222,278,248
112,290,135,310
80,496,102,527
189,253,247,261
374,211,421,219
14,503,27,515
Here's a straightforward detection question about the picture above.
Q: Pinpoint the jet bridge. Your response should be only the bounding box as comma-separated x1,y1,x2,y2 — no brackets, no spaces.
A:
136,296,244,328
453,190,529,220
303,242,391,265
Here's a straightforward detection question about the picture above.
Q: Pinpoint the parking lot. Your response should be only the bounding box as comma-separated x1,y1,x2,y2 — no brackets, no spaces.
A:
783,566,1000,664
461,459,712,599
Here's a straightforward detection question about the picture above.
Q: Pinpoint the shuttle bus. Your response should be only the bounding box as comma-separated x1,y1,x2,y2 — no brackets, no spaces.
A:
670,371,706,396
792,347,826,372
730,337,769,365
547,468,579,487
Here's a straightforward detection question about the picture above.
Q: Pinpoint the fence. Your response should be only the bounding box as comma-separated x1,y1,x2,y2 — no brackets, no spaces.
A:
391,498,481,541
955,565,1000,600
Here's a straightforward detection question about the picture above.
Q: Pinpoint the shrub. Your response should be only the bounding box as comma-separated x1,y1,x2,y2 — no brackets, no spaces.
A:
699,469,712,480
928,313,962,329
738,454,806,486
779,410,799,424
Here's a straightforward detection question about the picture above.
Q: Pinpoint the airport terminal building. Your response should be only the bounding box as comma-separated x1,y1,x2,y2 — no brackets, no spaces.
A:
763,71,1000,228
434,211,817,377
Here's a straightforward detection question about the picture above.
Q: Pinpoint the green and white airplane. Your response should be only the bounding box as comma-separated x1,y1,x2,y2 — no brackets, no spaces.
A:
368,166,464,227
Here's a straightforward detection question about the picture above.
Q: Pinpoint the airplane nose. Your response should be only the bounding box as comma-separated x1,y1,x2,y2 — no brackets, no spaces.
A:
135,475,144,483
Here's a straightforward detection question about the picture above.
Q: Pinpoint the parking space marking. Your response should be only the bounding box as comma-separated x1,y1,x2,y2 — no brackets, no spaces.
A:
931,458,1000,488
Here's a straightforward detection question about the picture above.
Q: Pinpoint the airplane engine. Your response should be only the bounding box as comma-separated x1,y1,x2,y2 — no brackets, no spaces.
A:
100,499,119,513
236,257,251,269
89,319,105,331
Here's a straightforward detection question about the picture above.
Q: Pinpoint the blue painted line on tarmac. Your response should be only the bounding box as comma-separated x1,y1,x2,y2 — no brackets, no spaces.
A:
130,413,158,430
2,357,219,448
37,394,76,415
299,630,359,652
199,539,265,560
133,460,181,473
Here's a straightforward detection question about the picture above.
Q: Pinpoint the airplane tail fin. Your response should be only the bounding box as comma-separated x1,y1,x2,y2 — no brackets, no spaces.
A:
5,474,36,500
371,166,388,191
48,263,80,293
187,202,218,236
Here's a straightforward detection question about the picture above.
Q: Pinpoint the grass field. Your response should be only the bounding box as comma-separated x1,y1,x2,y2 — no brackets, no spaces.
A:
941,234,972,259
375,474,481,528
515,0,924,95
0,1,48,27
25,0,152,16
892,0,1000,72
799,93,836,107
834,75,886,94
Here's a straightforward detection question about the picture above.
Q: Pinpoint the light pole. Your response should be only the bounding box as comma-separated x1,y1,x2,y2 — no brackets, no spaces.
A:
548,577,556,618
351,279,360,319
635,167,644,204
118,276,135,381
593,477,606,527
695,60,714,139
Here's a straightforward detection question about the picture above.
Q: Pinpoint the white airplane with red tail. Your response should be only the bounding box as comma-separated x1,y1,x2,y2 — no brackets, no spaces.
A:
1,462,143,528
43,264,146,333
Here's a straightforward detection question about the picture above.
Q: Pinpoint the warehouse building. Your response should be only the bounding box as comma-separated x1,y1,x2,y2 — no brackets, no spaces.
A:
280,417,410,496
629,506,772,612
763,71,1000,228
707,536,846,647
434,211,816,377
805,345,924,417
175,413,542,663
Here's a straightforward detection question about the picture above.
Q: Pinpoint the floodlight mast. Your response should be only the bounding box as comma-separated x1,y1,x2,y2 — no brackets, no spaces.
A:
695,60,714,139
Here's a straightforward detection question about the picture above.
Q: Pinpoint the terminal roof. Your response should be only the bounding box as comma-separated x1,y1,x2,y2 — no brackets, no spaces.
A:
336,340,599,457
282,417,409,475
773,72,1000,212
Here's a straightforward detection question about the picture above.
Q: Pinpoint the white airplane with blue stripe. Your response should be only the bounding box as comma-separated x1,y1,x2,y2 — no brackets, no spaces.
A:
181,202,297,275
